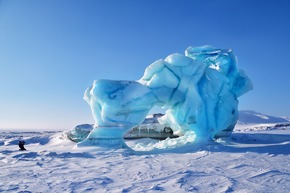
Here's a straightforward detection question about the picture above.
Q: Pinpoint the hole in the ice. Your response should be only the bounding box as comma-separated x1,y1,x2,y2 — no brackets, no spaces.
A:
123,107,196,151
124,130,196,152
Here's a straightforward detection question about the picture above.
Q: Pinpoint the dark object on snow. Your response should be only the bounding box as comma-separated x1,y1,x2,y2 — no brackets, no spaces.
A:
18,140,26,151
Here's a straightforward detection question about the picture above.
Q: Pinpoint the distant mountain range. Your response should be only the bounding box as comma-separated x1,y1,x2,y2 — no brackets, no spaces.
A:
144,111,290,125
238,110,290,124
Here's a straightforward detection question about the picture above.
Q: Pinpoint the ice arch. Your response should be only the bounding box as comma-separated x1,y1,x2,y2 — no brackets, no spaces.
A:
79,46,252,150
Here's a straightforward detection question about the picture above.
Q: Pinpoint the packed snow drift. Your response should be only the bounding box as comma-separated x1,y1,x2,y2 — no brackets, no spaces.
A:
82,45,253,150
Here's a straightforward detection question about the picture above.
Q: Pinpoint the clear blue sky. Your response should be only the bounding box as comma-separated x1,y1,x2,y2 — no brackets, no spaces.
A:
1,0,290,130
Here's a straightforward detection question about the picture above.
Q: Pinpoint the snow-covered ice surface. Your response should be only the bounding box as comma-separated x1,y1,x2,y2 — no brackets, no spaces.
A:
1,121,290,192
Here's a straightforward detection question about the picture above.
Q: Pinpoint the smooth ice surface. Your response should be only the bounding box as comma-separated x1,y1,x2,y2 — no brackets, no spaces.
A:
82,45,253,150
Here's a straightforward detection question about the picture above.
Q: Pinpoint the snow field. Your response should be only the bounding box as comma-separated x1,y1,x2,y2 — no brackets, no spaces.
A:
1,123,290,192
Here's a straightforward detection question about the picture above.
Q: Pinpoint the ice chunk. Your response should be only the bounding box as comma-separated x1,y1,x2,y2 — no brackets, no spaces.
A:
165,53,192,67
84,80,157,127
80,45,253,150
66,124,93,142
141,60,165,81
146,66,179,89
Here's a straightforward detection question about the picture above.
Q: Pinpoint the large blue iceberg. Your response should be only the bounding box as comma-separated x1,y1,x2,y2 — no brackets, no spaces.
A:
79,45,252,150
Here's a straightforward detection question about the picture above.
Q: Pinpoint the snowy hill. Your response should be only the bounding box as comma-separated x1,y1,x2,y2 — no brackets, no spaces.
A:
140,110,290,125
238,110,290,124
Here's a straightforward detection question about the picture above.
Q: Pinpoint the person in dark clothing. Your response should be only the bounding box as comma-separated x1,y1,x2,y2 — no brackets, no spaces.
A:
18,136,26,151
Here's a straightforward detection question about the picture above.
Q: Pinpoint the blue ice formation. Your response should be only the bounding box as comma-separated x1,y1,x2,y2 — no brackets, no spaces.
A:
79,45,252,150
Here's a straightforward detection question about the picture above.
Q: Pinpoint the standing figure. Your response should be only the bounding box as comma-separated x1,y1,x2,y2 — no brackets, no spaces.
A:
18,136,26,151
